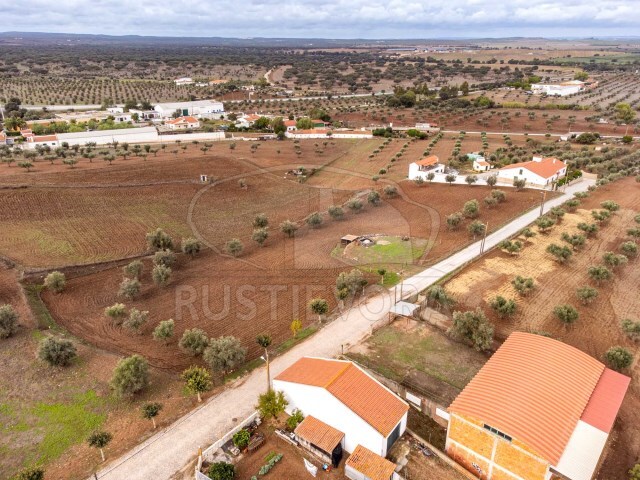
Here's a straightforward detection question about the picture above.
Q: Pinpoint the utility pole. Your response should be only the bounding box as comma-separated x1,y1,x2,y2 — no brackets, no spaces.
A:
539,190,547,217
480,221,489,254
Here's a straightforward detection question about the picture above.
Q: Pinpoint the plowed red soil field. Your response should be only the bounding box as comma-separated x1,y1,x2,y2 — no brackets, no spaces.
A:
444,177,640,479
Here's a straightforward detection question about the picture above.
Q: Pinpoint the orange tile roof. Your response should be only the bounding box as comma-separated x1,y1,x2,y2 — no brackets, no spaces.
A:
449,332,604,465
415,155,439,167
275,358,408,436
284,120,297,126
295,415,344,453
32,135,58,142
500,157,566,179
581,368,630,434
345,445,396,480
167,116,199,125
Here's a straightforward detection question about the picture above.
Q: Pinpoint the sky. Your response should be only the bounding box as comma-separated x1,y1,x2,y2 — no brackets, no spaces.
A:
1,0,639,38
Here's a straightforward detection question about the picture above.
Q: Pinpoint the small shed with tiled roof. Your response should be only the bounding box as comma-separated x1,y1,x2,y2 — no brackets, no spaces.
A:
294,415,345,467
345,445,397,480
446,332,630,480
273,357,409,458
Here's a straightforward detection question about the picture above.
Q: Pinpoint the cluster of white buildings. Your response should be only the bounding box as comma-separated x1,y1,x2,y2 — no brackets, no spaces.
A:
531,80,586,97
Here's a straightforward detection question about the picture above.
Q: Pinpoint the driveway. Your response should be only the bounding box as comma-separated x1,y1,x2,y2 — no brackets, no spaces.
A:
94,179,593,480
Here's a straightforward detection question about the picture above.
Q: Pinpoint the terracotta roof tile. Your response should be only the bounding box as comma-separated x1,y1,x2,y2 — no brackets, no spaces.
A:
581,368,630,434
415,155,439,167
275,358,408,436
295,415,344,453
449,332,604,464
346,445,396,480
500,157,566,179
167,116,199,125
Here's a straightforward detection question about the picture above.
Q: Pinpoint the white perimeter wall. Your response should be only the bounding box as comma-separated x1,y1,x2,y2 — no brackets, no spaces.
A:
158,132,225,143
58,129,159,146
273,379,388,456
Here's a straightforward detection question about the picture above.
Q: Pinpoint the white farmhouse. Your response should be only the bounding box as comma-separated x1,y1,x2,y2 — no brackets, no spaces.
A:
57,126,159,146
24,134,59,150
165,116,200,130
174,77,194,86
468,153,491,172
498,156,567,187
273,357,409,459
531,81,584,97
407,155,445,180
154,100,225,120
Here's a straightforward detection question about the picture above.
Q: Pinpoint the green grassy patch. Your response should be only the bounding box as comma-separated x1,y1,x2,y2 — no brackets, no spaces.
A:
344,236,430,266
23,284,58,330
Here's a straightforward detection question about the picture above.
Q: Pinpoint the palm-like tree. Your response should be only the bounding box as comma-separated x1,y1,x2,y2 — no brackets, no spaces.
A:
256,334,272,392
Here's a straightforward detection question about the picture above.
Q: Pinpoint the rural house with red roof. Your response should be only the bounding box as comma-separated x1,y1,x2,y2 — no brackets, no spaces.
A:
273,356,408,471
497,156,566,187
165,115,200,130
408,155,445,180
445,332,630,480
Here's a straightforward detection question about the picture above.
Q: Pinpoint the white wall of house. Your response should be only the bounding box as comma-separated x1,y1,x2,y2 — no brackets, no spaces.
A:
25,140,59,150
473,159,490,172
158,132,225,142
498,165,566,186
57,127,159,146
408,162,445,180
273,380,404,457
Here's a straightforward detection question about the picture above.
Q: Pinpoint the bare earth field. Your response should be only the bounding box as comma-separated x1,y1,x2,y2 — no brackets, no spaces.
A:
444,177,640,479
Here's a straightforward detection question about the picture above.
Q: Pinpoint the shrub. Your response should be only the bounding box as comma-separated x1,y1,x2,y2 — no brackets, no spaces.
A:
0,304,19,339
123,308,149,334
44,271,66,293
152,264,172,286
119,278,141,300
489,296,517,318
256,389,288,419
336,269,366,295
465,175,478,185
280,220,299,237
111,354,149,396
513,178,526,190
620,241,638,258
182,237,201,257
253,213,269,228
603,251,628,269
153,319,175,344
225,238,244,257
576,286,598,305
141,402,162,428
486,175,498,187
445,173,457,184
449,308,494,351
554,304,579,325
483,196,498,208
561,232,586,251
426,285,455,310
306,212,323,228
346,198,363,212
146,228,173,250
591,209,611,224
207,462,235,480
413,176,425,186
604,346,633,371
462,199,480,218
511,276,535,296
446,212,463,230
564,199,580,212
600,200,619,212
38,337,77,366
232,429,251,450
123,260,143,278
535,216,556,233
286,409,304,431
577,222,598,237
15,467,45,480
309,298,329,321
367,190,380,205
328,205,344,220
546,243,572,263
179,328,209,356
383,185,398,197
104,303,126,323
468,220,486,239
588,265,612,285
630,463,640,480
520,228,536,241
153,249,175,267
621,318,640,340
499,240,522,256
252,228,268,246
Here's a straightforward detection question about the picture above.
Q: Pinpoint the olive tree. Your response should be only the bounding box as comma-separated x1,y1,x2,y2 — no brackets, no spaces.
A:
604,346,633,372
0,304,19,338
225,238,244,257
446,212,463,230
462,199,480,218
280,220,299,238
511,276,535,296
15,467,45,480
536,216,556,233
468,220,486,239
367,190,381,205
145,228,173,250
328,205,344,220
152,264,172,286
119,278,141,300
309,298,329,322
123,260,143,278
252,228,269,246
489,296,517,318
110,354,149,396
44,271,66,293
179,328,209,356
576,286,598,305
425,285,455,310
546,244,572,263
204,336,247,376
253,213,269,228
38,337,77,366
306,212,323,228
181,237,201,258
603,251,628,270
554,304,579,326
486,174,498,187
588,265,612,285
449,308,494,351
153,319,175,345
